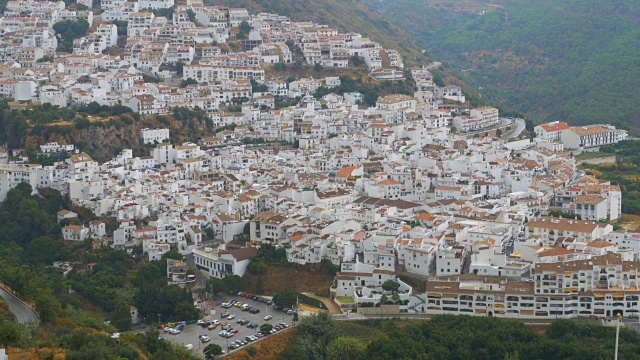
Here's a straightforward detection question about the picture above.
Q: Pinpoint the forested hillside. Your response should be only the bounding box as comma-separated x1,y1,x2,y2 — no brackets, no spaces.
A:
362,0,640,132
270,314,640,360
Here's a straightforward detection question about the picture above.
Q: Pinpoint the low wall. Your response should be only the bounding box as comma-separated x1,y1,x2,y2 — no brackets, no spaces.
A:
357,304,400,315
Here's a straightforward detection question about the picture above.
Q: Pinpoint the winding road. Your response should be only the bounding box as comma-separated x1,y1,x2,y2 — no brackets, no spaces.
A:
0,287,39,324
506,118,526,139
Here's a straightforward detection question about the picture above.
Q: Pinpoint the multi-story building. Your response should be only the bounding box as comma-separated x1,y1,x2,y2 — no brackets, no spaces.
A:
193,246,257,279
140,128,170,144
534,121,570,142
424,252,640,319
561,125,626,150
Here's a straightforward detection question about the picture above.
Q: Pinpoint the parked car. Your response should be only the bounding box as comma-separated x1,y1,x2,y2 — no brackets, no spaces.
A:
170,328,180,335
212,320,221,325
264,315,273,320
208,324,217,330
278,323,289,328
247,322,258,328
227,314,236,320
200,335,211,343
230,329,239,334
221,311,230,318
175,324,185,331
266,300,273,305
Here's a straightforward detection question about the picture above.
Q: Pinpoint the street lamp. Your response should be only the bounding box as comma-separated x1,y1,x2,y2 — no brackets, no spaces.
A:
614,313,621,360
158,313,161,327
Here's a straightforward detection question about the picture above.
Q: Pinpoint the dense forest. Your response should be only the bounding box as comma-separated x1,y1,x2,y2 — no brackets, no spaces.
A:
277,314,640,360
361,0,640,132
0,183,201,359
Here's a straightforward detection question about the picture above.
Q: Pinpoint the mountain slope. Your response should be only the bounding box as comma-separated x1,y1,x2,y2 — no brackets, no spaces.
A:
207,0,428,65
361,0,640,131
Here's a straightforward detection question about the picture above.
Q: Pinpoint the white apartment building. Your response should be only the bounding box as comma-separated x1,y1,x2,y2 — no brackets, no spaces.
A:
140,128,170,144
561,125,624,150
534,121,570,142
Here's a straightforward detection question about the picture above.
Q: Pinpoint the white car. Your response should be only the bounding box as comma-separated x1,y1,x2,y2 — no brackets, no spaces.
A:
264,315,273,320
200,335,211,343
163,327,171,332
170,328,181,335
221,303,230,307
212,319,221,325
227,314,236,320
219,331,228,337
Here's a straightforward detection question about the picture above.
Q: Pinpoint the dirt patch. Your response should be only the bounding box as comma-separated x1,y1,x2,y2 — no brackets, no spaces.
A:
241,264,334,296
618,214,640,231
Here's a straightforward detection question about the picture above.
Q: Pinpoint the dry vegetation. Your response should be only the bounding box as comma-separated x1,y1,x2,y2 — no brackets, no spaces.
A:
241,264,334,296
226,327,298,360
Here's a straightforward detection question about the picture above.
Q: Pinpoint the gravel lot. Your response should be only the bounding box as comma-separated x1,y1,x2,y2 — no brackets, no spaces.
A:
161,294,295,357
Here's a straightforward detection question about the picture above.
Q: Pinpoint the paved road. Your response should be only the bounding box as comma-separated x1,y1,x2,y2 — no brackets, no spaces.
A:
0,287,39,324
506,118,526,139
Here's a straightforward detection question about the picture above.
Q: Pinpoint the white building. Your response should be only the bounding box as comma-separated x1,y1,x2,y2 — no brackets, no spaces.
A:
193,247,257,279
140,128,170,144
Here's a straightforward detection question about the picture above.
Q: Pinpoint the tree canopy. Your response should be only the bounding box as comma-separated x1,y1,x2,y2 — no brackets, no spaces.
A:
273,290,297,308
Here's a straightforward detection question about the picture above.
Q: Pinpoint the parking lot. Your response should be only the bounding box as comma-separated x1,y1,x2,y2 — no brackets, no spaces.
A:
161,293,295,357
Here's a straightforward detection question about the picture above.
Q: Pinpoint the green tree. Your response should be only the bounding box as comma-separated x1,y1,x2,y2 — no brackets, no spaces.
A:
53,19,90,52
381,280,400,293
35,289,62,324
112,301,132,331
180,78,198,88
255,277,265,296
27,236,58,264
222,275,242,291
36,56,54,63
163,249,183,261
239,20,252,35
273,290,297,308
327,337,365,360
260,323,273,333
203,343,222,358
206,278,226,295
0,318,23,347
175,61,184,76
186,9,197,23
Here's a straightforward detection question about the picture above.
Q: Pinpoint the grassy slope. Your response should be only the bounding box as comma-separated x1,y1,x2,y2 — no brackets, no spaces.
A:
361,0,640,130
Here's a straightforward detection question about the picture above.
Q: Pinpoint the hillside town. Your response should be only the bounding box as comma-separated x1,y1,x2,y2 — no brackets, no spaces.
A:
0,0,639,326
